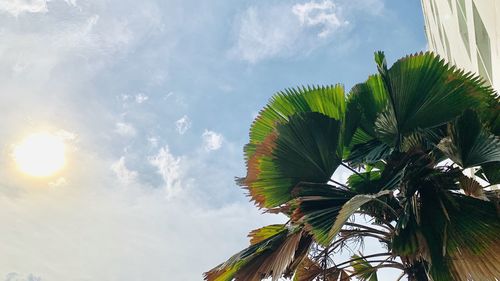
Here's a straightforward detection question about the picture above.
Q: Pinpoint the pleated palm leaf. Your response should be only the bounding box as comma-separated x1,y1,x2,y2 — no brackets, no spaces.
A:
204,52,500,281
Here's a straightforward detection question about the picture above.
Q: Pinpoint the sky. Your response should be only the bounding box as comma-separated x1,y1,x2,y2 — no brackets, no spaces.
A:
0,0,426,280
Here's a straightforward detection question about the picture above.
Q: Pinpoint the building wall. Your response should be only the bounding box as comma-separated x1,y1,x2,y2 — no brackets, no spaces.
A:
421,0,500,91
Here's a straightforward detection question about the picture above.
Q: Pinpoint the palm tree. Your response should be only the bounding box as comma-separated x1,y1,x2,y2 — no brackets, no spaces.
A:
204,52,500,281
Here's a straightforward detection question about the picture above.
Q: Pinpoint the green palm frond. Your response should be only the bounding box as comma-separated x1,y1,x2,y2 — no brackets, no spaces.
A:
326,190,393,246
438,109,500,168
207,51,500,281
290,183,354,246
246,85,346,159
373,51,494,147
293,186,391,246
350,254,378,281
346,170,382,194
346,139,392,166
395,187,500,281
240,112,343,208
204,226,312,281
345,75,389,143
248,224,287,245
476,162,500,185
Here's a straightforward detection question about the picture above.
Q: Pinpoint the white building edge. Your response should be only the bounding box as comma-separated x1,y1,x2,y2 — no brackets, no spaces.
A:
421,0,499,186
421,0,500,91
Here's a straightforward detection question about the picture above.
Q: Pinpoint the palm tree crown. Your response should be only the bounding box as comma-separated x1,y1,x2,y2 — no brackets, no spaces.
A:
204,52,500,281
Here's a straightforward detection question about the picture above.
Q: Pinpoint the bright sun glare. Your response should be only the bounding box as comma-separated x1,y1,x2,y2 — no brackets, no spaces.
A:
13,133,66,177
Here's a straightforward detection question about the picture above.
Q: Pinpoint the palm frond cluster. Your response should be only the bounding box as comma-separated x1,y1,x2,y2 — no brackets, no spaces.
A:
205,52,500,281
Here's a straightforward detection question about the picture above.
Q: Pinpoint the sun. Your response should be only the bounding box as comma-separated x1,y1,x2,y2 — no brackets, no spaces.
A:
13,133,66,177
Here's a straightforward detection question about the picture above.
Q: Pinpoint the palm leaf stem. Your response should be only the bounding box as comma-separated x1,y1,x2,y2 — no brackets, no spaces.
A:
329,179,350,189
344,222,392,236
372,198,398,217
335,253,392,267
317,233,364,258
354,212,396,231
327,253,404,276
341,162,369,181
344,233,390,245
345,263,405,280
343,259,404,270
339,230,391,243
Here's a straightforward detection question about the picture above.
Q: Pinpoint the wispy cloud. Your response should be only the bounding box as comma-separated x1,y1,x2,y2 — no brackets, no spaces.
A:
147,136,159,147
0,0,48,17
0,0,412,280
230,0,348,63
202,130,223,151
292,0,348,38
0,150,280,280
135,93,149,104
111,156,138,185
115,122,137,137
175,115,192,135
149,145,183,196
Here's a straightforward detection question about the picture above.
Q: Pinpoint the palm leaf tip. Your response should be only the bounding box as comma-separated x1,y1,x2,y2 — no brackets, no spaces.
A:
374,51,387,72
204,226,312,281
248,84,346,150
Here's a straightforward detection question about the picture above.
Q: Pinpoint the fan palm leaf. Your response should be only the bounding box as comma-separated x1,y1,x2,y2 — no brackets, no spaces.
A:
240,112,343,208
373,51,494,147
438,109,500,168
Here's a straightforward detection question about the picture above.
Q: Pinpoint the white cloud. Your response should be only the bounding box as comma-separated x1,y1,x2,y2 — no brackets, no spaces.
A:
149,145,182,196
175,115,191,135
111,157,138,185
148,136,159,148
202,130,223,151
0,1,162,91
231,5,299,63
0,0,48,16
135,93,149,104
231,1,348,63
115,122,137,137
292,0,348,38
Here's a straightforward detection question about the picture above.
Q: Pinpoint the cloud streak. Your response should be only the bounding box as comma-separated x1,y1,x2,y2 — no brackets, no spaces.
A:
149,145,183,196
0,0,48,16
0,166,280,280
230,0,349,63
292,0,348,38
114,122,137,137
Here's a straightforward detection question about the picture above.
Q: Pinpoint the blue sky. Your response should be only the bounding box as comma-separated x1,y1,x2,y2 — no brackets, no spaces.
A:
0,0,425,280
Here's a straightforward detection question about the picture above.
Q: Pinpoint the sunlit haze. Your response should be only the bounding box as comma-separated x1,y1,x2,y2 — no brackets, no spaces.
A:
0,0,426,280
13,133,66,177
